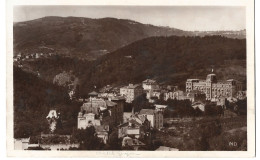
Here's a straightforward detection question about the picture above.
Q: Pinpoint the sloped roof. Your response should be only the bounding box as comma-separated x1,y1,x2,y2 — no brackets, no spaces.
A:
143,79,157,83
122,137,145,146
81,98,107,114
121,84,142,89
89,91,98,96
95,125,109,132
111,96,125,101
118,122,129,127
139,109,156,115
155,104,168,109
105,100,117,107
128,119,142,126
46,110,58,119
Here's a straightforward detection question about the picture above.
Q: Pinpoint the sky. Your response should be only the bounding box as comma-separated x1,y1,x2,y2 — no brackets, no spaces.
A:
13,6,246,31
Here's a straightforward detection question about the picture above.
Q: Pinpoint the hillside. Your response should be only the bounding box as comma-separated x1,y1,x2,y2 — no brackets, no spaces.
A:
13,16,246,60
13,16,187,59
17,36,246,97
78,36,246,96
14,67,81,138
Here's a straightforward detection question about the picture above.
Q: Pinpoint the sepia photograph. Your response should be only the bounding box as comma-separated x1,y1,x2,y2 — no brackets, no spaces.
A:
6,0,255,158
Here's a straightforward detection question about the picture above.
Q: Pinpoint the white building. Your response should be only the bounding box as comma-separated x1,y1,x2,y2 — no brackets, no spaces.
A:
155,104,167,112
142,79,159,91
14,138,30,150
164,90,184,101
192,102,206,112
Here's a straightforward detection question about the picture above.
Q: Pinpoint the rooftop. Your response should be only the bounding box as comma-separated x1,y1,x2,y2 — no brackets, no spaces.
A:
121,84,142,89
143,79,157,83
139,109,156,115
88,91,99,96
105,100,117,107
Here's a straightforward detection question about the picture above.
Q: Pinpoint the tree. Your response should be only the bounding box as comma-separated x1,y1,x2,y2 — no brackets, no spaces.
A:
132,93,151,112
106,129,121,150
72,126,104,150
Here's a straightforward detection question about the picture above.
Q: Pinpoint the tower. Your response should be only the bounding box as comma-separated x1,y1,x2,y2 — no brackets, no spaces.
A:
206,74,217,100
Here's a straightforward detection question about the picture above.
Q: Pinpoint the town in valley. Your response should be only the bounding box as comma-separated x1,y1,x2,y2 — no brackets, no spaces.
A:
13,6,247,151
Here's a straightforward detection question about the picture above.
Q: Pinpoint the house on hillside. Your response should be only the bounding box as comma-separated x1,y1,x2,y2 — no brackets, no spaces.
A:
118,109,150,139
122,136,145,150
120,84,143,103
186,73,243,100
142,79,159,91
78,91,124,129
139,109,163,129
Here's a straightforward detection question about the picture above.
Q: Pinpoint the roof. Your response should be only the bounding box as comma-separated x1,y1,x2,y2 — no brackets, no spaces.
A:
94,125,109,132
121,84,142,89
192,101,205,106
111,96,125,101
143,79,157,84
88,91,98,96
122,137,145,146
128,119,142,126
105,100,117,107
81,98,107,114
46,110,58,119
139,109,156,115
155,104,168,109
15,138,30,143
118,122,129,127
123,112,132,119
187,79,200,82
99,106,107,111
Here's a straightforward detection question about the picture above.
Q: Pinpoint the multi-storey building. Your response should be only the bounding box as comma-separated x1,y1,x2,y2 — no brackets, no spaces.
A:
118,111,150,139
163,90,184,101
139,109,163,129
120,84,143,103
77,92,124,129
186,73,243,100
142,79,160,91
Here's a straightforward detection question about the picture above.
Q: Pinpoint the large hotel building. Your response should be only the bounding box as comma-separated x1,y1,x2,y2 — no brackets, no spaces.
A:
186,73,243,100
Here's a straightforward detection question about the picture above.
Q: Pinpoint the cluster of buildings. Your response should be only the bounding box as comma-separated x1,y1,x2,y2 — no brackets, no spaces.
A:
76,89,166,150
14,72,246,151
13,52,56,66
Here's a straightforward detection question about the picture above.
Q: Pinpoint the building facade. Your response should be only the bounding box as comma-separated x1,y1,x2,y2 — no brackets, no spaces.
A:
77,94,124,129
120,84,143,103
142,79,160,91
139,109,163,129
186,73,243,100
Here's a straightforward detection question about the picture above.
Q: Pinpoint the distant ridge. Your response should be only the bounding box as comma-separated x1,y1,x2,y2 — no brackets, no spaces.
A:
14,16,246,60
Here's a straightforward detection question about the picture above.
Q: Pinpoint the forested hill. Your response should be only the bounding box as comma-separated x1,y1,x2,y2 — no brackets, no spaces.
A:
13,16,187,59
16,36,246,97
78,36,246,96
14,67,85,138
14,16,245,60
